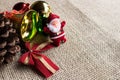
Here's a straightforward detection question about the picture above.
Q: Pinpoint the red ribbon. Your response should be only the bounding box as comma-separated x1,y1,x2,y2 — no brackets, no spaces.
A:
19,42,59,78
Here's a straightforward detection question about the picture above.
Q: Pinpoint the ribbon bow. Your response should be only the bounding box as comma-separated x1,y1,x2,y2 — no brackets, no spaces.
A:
19,42,59,78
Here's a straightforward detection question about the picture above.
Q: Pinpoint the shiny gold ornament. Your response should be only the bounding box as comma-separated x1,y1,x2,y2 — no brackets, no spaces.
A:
30,1,51,18
21,10,39,42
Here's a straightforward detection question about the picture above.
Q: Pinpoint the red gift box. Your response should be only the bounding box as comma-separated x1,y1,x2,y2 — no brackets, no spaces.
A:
19,42,59,78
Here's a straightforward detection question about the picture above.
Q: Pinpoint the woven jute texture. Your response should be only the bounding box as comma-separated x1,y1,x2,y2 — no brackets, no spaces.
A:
0,0,120,80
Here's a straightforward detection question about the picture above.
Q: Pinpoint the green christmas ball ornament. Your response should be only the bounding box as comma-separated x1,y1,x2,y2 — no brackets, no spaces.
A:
21,10,39,42
30,1,51,33
30,1,51,18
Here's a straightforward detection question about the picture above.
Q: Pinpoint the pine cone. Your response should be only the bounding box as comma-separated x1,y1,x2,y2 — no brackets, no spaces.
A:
0,13,21,64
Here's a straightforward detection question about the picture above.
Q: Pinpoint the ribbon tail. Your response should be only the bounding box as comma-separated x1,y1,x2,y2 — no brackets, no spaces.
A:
19,52,34,66
40,44,55,52
32,53,59,78
41,54,59,71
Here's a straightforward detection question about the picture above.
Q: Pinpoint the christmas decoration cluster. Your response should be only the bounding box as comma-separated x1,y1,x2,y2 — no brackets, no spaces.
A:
0,1,66,78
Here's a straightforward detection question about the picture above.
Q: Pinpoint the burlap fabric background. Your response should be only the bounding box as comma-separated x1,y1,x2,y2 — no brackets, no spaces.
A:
0,0,120,80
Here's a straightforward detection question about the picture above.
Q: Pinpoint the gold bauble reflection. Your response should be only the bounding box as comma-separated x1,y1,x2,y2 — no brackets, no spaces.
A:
30,1,51,18
21,10,39,42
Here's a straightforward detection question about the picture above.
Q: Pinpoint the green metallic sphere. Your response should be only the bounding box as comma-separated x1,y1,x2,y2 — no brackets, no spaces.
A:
21,10,39,42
